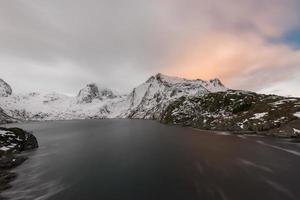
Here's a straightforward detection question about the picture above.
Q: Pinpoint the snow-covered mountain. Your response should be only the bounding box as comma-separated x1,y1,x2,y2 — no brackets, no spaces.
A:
121,73,227,119
0,73,227,121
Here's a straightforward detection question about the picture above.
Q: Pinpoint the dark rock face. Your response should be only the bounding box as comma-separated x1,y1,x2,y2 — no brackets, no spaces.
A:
77,83,100,103
160,90,300,137
0,79,12,97
209,78,225,88
76,83,117,104
0,127,38,194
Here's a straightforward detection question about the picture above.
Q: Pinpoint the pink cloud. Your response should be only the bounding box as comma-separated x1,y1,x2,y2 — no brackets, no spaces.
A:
161,32,300,92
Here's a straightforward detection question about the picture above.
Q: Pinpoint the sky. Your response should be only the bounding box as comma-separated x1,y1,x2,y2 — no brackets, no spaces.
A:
0,0,300,96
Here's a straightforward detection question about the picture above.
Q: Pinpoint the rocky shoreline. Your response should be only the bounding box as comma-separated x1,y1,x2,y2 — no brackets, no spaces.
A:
160,90,300,138
0,127,38,198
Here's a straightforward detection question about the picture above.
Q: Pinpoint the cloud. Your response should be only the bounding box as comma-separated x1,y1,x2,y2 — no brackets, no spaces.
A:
162,32,300,92
0,0,299,95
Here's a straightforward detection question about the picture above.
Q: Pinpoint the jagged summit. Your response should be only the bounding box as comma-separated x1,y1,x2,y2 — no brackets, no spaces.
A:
144,73,228,93
146,73,225,88
0,79,12,97
77,83,99,103
76,83,117,104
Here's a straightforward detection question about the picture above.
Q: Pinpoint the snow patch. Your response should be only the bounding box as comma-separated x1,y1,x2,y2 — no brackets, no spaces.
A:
0,130,15,136
294,112,300,118
0,146,10,151
293,128,300,134
250,112,268,120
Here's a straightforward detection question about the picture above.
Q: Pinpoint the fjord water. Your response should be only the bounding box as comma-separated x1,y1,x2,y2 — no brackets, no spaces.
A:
3,120,300,200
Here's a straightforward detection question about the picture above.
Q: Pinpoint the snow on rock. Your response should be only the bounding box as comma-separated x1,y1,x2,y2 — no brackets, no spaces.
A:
0,79,12,97
0,107,16,124
160,89,300,136
76,83,100,103
0,146,10,151
250,112,268,120
294,112,300,118
293,128,300,134
76,83,118,104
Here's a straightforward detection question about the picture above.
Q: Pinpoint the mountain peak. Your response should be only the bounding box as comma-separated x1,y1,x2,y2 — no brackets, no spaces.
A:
0,79,12,97
146,73,226,89
209,78,225,87
76,83,117,104
146,73,186,84
76,83,100,103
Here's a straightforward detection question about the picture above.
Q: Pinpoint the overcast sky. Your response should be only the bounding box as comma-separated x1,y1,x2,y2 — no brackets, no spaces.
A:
1,0,300,96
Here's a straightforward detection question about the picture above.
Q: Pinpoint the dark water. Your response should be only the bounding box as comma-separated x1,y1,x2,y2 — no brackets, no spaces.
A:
3,119,300,200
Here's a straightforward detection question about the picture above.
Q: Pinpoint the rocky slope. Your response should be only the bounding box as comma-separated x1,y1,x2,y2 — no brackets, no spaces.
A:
0,108,16,125
160,90,300,137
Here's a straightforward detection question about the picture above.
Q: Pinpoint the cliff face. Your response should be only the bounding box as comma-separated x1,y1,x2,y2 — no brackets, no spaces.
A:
0,79,12,97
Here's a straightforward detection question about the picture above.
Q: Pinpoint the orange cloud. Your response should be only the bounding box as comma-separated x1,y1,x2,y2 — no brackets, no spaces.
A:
161,32,300,91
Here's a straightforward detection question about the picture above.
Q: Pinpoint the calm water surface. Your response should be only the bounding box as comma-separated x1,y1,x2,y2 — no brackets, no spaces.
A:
3,119,300,200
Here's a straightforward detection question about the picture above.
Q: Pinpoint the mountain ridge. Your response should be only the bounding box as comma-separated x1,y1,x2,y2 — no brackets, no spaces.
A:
0,74,299,137
0,73,227,121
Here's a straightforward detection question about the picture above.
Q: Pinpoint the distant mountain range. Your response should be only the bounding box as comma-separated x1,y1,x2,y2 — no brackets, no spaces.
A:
0,74,299,137
0,73,227,120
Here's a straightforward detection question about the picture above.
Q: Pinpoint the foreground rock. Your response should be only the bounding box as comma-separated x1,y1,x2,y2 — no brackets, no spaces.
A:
160,90,300,138
0,127,38,195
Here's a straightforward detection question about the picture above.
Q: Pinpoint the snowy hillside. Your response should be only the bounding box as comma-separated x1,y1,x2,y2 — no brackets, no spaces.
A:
0,83,124,120
0,73,227,121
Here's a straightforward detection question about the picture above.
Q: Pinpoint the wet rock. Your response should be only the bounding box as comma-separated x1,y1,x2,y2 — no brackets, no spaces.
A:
0,127,38,194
